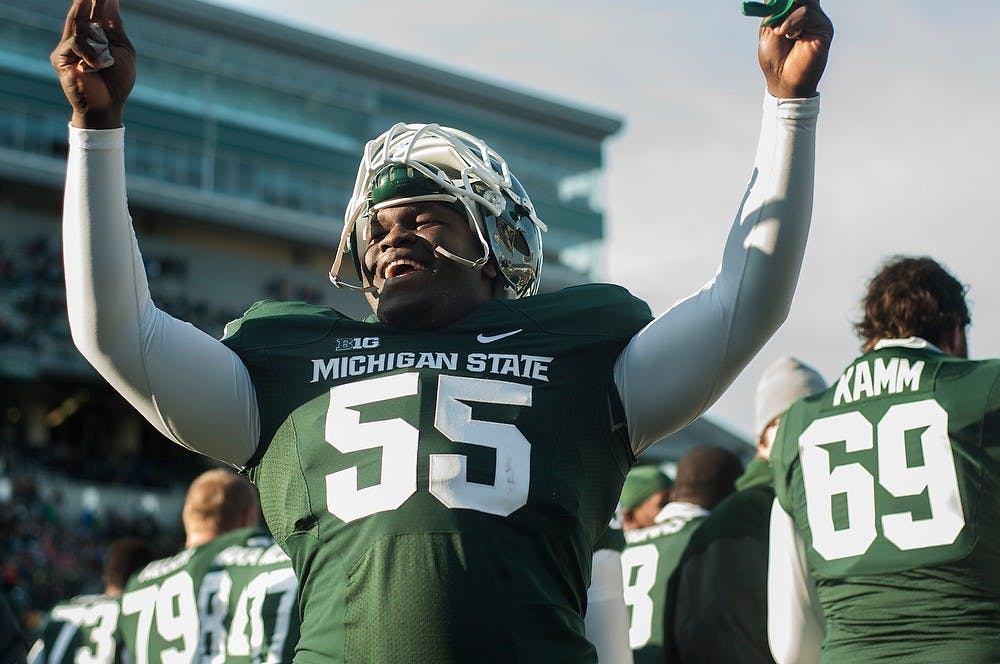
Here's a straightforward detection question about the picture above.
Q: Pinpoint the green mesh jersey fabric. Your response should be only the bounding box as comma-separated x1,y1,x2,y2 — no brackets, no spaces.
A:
32,594,125,664
772,345,1000,662
221,284,651,663
595,515,627,554
118,528,263,664
622,509,706,664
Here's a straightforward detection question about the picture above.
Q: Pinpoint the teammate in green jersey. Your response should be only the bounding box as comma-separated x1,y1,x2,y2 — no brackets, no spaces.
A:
667,357,825,664
622,446,741,664
29,538,154,664
199,528,300,664
118,469,265,664
594,464,672,663
53,0,832,660
768,256,1000,663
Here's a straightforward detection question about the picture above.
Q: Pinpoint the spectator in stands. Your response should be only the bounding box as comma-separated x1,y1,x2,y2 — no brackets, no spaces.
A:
621,446,742,663
668,357,826,663
768,257,1000,662
29,538,154,664
621,466,674,532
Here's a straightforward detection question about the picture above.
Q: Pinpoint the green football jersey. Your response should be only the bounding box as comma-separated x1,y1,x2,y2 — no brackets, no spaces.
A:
30,594,124,664
621,506,706,664
119,528,264,664
221,284,651,663
772,344,1000,661
665,459,776,664
200,529,300,663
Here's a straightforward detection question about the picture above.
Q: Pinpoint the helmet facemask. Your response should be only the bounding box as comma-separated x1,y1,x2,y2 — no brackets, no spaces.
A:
330,123,546,299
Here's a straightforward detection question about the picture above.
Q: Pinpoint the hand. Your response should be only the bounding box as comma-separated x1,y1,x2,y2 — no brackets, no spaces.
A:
758,0,833,99
50,0,136,129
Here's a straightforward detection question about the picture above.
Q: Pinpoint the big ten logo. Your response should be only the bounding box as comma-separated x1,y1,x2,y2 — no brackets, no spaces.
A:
335,337,381,352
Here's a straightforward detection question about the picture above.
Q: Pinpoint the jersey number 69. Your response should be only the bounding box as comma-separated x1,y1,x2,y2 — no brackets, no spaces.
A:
799,398,965,561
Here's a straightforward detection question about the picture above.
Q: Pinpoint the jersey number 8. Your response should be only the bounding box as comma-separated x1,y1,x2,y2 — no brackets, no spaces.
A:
620,544,659,649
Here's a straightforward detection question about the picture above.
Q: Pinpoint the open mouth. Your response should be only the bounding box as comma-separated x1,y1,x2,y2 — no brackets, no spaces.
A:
383,258,427,280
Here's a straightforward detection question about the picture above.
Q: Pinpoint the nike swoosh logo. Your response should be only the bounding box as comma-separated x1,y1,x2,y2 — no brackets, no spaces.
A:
476,329,523,344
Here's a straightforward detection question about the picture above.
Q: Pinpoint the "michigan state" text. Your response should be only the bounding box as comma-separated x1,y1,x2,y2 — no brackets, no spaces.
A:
310,352,554,383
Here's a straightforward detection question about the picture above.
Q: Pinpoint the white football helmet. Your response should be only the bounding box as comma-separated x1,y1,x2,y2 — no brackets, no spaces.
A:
329,123,546,299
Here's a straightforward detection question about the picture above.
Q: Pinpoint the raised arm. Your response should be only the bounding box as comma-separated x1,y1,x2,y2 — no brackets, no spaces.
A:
615,1,833,453
53,0,259,466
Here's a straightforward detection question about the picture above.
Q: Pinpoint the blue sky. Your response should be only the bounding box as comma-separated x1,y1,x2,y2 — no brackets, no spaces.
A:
204,0,1000,438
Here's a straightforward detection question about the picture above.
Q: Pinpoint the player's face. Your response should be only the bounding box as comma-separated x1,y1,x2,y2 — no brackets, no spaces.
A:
361,203,496,329
758,418,780,460
625,490,670,531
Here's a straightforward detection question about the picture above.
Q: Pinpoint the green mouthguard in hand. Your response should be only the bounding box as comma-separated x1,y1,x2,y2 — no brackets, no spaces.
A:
742,0,796,27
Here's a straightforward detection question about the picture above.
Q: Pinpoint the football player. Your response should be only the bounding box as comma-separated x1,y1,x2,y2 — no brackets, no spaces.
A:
52,0,833,660
768,257,1000,662
117,469,287,663
199,529,300,663
667,357,825,663
621,446,742,663
29,538,154,664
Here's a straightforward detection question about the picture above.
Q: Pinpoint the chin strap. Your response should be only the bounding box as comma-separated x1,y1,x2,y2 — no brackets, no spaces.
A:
329,244,491,299
430,197,493,270
328,269,379,297
434,246,490,270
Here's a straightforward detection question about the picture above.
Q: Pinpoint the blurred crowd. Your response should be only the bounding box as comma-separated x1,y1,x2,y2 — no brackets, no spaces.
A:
2,433,204,491
0,478,182,642
0,235,239,355
0,235,327,359
0,236,68,354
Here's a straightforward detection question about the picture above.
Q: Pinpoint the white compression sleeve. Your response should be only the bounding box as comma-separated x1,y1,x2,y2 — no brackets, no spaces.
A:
767,499,824,664
63,126,259,467
586,549,634,664
615,93,820,454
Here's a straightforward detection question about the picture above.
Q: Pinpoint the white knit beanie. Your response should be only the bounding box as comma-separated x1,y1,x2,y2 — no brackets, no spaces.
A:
754,356,827,437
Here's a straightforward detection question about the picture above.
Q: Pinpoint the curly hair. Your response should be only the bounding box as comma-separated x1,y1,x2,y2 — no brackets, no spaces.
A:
855,256,970,352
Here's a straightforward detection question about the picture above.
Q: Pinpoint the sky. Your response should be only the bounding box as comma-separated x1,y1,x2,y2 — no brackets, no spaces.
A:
204,0,1000,440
